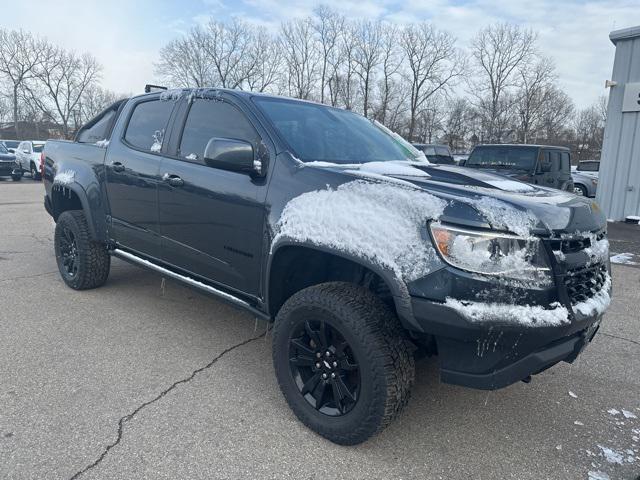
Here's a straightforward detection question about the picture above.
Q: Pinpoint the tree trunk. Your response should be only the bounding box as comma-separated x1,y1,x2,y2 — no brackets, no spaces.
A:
13,86,19,139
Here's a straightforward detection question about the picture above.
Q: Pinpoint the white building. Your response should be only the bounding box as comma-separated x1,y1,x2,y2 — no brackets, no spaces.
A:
597,25,640,220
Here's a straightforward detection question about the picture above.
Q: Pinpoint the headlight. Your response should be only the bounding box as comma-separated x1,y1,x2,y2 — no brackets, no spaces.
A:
429,222,551,282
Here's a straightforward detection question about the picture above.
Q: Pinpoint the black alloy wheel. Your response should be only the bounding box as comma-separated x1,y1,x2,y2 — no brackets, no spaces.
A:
288,318,360,416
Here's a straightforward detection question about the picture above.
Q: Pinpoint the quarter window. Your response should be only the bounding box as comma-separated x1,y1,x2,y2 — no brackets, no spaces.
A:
124,99,173,152
178,99,257,163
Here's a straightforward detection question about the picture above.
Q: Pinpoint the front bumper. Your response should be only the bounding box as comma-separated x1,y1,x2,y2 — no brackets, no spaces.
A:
410,296,603,389
0,162,20,176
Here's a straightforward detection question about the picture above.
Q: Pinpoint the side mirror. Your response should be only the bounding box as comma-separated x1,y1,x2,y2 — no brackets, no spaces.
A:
203,137,265,177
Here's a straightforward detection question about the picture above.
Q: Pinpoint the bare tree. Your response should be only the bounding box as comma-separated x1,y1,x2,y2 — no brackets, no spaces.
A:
515,57,556,142
280,18,320,99
353,19,383,117
470,23,536,142
0,29,46,138
334,24,359,110
372,24,401,125
573,100,605,160
539,87,574,144
245,30,282,93
312,5,344,104
441,97,473,151
156,27,213,88
33,47,102,138
79,85,125,123
401,23,464,141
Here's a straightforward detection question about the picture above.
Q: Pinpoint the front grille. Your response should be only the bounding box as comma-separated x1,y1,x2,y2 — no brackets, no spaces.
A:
564,263,607,304
548,231,606,254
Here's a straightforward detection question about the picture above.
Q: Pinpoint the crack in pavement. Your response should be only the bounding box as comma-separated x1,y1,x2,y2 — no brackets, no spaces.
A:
600,331,640,348
68,329,268,480
0,271,58,283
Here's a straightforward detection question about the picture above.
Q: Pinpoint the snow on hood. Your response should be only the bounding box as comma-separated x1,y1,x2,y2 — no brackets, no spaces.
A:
273,180,447,284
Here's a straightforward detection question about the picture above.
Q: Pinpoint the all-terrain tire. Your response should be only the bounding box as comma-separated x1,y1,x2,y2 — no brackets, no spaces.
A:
11,174,21,181
54,210,110,290
272,282,415,445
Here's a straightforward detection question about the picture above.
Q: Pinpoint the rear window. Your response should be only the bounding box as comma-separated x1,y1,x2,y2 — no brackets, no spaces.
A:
124,99,174,152
77,109,117,144
467,146,537,171
32,144,44,153
578,161,599,172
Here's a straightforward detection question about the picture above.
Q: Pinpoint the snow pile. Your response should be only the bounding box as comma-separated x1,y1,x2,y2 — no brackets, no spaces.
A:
588,471,610,480
471,197,538,237
159,89,187,101
185,153,198,161
572,273,611,317
273,180,447,283
484,178,535,193
622,410,638,419
53,170,75,185
610,252,638,265
95,139,109,148
443,298,569,327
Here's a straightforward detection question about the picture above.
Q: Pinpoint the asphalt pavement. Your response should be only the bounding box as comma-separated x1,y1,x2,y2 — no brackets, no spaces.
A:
0,179,639,480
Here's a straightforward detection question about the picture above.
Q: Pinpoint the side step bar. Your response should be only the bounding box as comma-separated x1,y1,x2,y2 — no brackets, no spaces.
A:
112,248,269,320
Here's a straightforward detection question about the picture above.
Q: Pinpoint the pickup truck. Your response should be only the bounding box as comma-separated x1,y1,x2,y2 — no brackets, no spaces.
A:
465,144,574,192
43,88,611,445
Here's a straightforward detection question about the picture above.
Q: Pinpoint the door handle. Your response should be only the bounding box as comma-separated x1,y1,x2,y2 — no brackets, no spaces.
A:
111,161,125,173
162,173,184,187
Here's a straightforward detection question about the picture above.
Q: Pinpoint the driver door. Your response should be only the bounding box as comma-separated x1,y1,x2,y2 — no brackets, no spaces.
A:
157,97,269,296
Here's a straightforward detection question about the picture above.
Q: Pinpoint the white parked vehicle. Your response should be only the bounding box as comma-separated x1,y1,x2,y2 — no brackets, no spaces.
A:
15,141,45,180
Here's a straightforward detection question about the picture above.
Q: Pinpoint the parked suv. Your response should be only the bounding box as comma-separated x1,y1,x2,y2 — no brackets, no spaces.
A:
0,142,21,181
16,140,45,179
43,89,611,445
465,144,574,192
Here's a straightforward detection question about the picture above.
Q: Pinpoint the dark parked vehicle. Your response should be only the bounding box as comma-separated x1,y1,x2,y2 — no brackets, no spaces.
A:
43,89,611,445
465,144,574,192
0,143,22,181
412,143,455,164
1,139,20,154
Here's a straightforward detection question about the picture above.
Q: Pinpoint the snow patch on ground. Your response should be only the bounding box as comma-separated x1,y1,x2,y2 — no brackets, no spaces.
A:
622,410,638,419
588,471,610,480
53,170,75,185
597,445,625,464
607,408,620,416
610,253,638,265
471,197,538,237
569,391,578,398
273,180,447,285
443,298,569,327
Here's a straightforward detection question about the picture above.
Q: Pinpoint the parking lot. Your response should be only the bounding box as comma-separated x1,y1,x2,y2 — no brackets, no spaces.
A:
0,180,638,480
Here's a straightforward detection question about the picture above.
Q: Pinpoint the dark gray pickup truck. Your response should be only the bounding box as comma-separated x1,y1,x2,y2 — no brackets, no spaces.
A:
43,88,611,444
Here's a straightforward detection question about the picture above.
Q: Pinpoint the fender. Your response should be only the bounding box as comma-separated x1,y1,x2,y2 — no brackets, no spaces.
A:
46,141,109,243
266,239,422,332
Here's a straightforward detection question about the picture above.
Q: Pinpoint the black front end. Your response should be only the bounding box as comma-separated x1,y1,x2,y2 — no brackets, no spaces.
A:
0,158,20,177
407,230,610,390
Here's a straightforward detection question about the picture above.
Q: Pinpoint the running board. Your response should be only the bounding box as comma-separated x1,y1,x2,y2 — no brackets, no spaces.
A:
112,248,269,319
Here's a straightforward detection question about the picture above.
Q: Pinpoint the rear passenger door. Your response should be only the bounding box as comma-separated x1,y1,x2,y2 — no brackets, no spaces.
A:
105,96,175,259
157,96,269,296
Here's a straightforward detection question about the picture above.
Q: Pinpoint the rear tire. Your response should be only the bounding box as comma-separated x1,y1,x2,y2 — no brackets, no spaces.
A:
54,210,110,290
272,282,415,445
11,174,21,181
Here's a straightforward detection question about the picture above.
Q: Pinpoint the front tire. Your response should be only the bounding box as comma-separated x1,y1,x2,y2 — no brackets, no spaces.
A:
273,282,415,445
54,210,110,290
11,173,22,181
574,184,587,196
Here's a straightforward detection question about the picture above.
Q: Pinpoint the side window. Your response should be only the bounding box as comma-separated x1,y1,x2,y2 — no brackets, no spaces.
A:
124,99,174,152
549,151,561,171
77,109,117,144
561,152,570,172
178,99,258,163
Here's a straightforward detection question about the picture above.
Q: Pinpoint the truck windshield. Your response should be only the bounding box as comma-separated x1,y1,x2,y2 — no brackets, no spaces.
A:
253,97,419,164
466,146,538,171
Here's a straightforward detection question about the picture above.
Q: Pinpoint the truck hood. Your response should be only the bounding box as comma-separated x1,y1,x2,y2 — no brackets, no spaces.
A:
303,161,606,235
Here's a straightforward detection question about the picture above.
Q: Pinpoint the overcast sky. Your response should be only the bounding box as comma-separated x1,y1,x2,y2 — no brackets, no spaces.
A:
2,0,639,109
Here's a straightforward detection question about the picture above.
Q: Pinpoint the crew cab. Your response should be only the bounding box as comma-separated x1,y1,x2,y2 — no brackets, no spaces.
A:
43,88,611,445
465,144,574,192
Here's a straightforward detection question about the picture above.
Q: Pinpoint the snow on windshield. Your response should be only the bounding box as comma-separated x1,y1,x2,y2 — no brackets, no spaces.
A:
273,180,447,285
